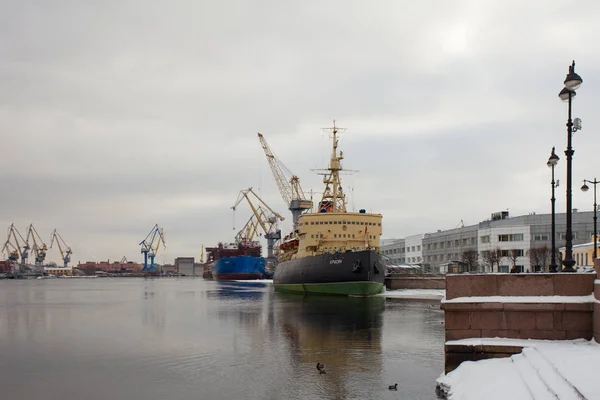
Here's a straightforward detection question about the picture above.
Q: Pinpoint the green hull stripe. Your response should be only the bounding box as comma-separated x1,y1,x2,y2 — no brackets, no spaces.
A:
274,281,384,296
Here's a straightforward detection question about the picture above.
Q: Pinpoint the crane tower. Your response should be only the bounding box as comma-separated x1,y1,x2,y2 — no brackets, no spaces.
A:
232,187,285,266
257,133,312,231
50,229,73,268
26,224,48,267
139,225,166,272
2,224,29,265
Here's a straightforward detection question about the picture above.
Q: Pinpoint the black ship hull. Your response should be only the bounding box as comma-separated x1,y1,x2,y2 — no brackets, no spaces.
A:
273,250,385,296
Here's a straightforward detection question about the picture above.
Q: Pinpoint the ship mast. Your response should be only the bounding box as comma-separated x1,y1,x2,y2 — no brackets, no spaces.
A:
318,120,347,213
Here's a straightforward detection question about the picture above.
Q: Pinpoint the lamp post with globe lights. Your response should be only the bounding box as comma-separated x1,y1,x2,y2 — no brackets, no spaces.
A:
547,147,560,272
558,61,583,272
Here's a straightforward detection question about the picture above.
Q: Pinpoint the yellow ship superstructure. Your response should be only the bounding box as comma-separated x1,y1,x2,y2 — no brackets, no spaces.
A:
274,122,385,296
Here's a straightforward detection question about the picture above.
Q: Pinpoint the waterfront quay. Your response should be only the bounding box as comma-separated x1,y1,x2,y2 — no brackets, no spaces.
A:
0,278,444,400
436,259,600,399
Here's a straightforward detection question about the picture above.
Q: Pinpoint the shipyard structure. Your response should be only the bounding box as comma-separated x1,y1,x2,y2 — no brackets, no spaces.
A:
382,210,597,273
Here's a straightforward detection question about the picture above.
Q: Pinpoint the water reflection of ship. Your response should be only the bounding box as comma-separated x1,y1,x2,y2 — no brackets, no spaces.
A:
206,284,278,356
205,281,270,301
276,295,384,395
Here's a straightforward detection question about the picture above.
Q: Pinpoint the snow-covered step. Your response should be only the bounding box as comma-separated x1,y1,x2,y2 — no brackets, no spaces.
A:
521,348,585,400
511,353,558,400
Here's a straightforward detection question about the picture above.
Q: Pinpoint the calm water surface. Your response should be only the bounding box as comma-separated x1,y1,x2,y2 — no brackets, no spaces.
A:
0,278,444,399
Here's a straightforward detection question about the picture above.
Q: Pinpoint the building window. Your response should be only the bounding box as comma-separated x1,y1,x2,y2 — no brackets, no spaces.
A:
481,235,490,243
533,233,549,241
417,245,421,251
501,249,524,257
454,240,459,247
498,234,524,242
499,265,509,273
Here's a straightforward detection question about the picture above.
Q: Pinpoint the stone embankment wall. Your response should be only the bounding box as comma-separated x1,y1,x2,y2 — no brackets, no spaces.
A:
442,272,597,373
385,274,445,290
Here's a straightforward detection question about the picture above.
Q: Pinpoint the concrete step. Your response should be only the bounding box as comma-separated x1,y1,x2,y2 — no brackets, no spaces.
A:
511,353,557,400
521,348,586,400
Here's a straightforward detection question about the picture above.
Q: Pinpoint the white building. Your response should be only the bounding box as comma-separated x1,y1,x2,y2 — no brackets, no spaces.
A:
388,210,595,274
404,234,424,265
381,239,405,265
478,225,530,272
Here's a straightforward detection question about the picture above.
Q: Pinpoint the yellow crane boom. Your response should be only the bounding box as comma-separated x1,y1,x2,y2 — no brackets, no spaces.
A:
2,224,28,264
232,187,285,235
257,133,312,231
50,229,73,268
231,187,285,265
26,224,48,266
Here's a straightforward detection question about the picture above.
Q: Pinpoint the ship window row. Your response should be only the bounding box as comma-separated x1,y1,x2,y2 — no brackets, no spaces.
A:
309,233,377,240
304,221,381,226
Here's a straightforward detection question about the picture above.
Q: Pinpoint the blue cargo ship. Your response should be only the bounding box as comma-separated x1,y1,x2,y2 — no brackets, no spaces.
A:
211,255,265,280
207,242,265,280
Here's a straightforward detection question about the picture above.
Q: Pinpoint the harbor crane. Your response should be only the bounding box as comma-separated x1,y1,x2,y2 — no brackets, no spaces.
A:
2,224,29,265
50,229,73,268
258,133,313,231
139,224,166,272
26,224,48,267
232,187,285,265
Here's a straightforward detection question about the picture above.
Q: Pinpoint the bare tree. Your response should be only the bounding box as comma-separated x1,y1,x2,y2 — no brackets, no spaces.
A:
527,246,551,272
461,249,479,272
527,248,542,272
507,249,521,272
482,248,503,273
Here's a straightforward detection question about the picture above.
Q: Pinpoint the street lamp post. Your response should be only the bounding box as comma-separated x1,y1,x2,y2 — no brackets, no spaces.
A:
558,60,583,273
581,179,598,261
547,147,560,272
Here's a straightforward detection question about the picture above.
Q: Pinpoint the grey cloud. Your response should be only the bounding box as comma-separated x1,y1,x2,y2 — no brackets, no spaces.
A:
2,0,600,263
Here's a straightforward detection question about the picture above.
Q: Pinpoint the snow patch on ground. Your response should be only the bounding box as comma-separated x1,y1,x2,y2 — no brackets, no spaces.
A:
377,289,445,299
442,294,594,304
437,340,600,400
446,337,589,347
232,279,273,283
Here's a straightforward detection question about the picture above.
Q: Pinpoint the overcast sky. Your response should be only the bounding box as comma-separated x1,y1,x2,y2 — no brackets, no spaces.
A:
2,0,600,265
